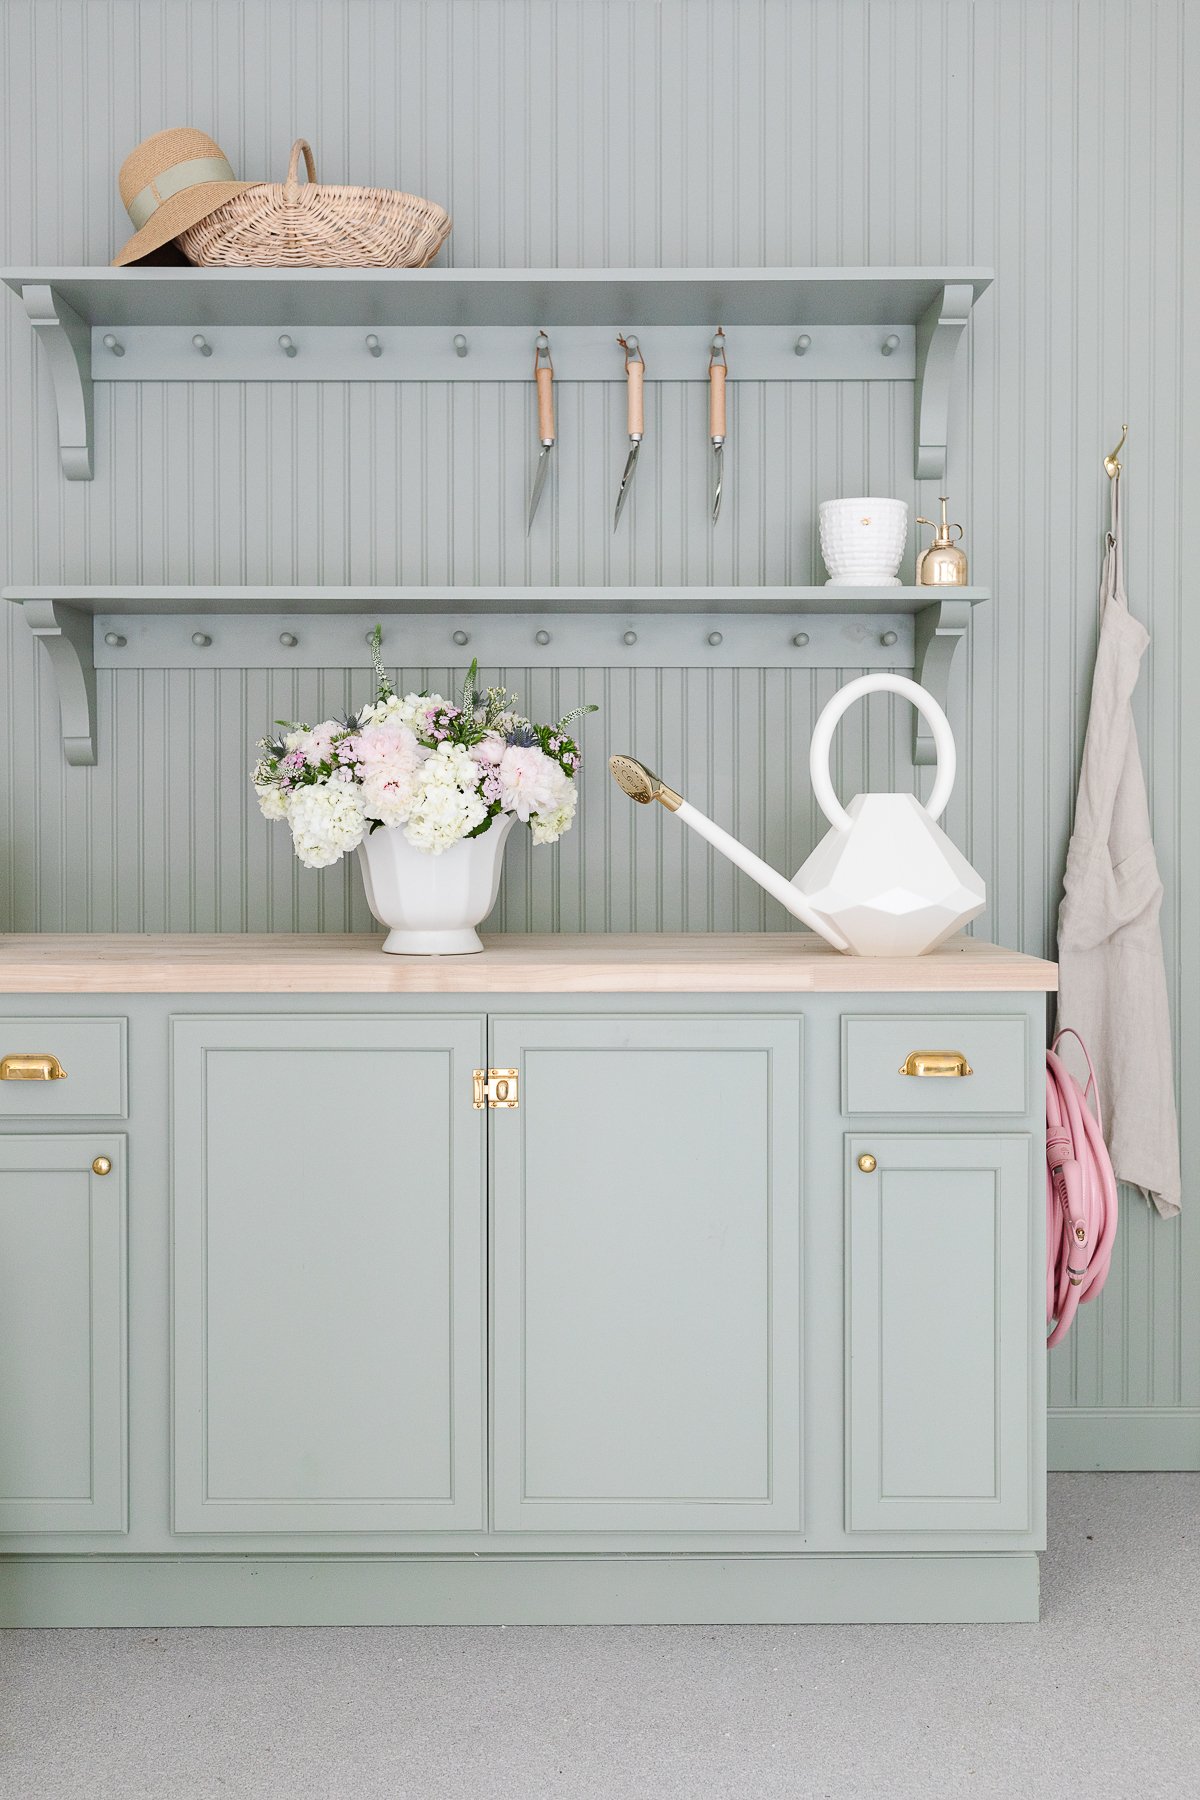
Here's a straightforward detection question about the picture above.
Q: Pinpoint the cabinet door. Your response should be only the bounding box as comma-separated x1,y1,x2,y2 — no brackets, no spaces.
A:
172,1016,485,1533
491,1016,802,1532
845,1133,1034,1533
0,1135,126,1533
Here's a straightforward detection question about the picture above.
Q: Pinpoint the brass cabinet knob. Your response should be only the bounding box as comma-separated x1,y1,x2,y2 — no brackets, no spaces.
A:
91,1156,112,1176
857,1152,877,1174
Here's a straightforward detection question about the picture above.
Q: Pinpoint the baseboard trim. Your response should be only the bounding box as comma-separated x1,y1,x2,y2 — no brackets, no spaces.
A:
0,1552,1040,1628
1049,1408,1200,1471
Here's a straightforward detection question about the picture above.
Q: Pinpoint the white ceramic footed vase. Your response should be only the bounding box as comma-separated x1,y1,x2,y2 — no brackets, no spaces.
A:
358,814,514,955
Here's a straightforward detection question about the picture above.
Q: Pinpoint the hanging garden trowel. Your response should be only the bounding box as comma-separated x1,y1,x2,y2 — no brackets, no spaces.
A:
612,335,645,531
526,332,555,533
708,327,727,523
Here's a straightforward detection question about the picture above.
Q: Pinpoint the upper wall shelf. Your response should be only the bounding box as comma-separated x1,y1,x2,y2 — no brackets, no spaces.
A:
2,265,991,481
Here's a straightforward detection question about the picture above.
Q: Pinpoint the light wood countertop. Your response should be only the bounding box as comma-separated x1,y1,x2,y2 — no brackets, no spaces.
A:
0,934,1058,995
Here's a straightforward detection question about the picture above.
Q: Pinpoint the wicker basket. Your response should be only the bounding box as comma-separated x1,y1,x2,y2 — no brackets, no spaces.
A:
178,139,451,269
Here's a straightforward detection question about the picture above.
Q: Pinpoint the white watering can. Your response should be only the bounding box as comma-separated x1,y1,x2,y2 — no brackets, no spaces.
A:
609,673,985,956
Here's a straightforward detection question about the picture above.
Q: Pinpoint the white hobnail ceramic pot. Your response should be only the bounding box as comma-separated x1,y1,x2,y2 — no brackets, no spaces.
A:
357,814,514,955
819,497,908,586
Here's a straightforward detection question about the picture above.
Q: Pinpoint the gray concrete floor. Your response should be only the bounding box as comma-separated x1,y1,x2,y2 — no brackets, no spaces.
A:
1,1474,1197,1800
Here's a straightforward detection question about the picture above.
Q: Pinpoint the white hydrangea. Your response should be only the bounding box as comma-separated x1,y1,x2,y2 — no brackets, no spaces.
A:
404,742,488,853
254,781,288,822
285,782,367,869
529,786,578,845
359,690,451,733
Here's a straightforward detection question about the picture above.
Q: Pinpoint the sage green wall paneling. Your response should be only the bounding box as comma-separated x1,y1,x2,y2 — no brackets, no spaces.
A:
0,1135,126,1532
845,1133,1038,1535
489,1015,802,1531
171,1015,487,1532
0,1,1194,1459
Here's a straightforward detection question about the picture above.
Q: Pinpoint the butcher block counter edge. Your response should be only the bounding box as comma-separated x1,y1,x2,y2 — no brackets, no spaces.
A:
0,934,1058,994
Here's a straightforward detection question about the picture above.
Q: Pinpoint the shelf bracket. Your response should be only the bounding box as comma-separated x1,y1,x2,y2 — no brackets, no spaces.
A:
913,283,974,481
912,597,972,764
23,283,94,480
23,599,97,765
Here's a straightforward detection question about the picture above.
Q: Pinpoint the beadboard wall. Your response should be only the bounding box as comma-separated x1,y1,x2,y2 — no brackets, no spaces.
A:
1,0,1196,1465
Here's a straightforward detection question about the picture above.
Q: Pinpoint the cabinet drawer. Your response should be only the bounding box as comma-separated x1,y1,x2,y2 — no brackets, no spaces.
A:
842,1014,1028,1115
0,1019,127,1118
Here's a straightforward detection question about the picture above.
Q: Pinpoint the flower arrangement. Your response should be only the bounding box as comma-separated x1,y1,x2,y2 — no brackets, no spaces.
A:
252,628,595,870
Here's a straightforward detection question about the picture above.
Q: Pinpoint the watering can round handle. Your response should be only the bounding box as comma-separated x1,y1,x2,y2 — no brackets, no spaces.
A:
809,673,956,831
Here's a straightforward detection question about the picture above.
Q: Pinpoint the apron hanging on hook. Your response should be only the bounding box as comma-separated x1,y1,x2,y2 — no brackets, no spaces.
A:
1055,428,1181,1216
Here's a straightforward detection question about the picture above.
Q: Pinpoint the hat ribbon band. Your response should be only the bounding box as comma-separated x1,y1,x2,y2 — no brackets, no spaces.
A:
126,155,237,230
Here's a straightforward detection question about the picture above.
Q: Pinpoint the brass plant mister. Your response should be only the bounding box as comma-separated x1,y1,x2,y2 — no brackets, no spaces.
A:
916,496,968,587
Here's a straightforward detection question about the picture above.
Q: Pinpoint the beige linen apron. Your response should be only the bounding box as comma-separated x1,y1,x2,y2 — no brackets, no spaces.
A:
1056,481,1181,1216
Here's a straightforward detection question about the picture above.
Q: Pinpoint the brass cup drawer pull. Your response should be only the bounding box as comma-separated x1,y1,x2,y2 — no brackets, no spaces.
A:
898,1050,973,1078
0,1052,68,1081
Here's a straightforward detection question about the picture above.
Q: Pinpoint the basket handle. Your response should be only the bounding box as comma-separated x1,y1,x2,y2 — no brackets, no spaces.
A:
285,139,317,192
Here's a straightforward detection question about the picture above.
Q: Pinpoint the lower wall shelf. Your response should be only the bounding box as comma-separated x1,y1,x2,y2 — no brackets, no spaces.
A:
2,584,987,768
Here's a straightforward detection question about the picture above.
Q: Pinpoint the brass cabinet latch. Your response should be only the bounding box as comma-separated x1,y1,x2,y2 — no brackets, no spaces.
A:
0,1053,68,1081
473,1068,519,1110
898,1050,973,1078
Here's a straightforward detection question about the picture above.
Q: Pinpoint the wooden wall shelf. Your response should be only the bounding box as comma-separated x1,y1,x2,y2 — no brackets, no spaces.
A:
3,584,987,769
2,265,991,481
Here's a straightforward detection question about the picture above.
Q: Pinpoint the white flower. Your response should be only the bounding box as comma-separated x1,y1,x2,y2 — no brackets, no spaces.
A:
285,782,367,870
359,690,451,734
254,781,288,822
404,742,487,853
283,729,308,753
530,787,578,845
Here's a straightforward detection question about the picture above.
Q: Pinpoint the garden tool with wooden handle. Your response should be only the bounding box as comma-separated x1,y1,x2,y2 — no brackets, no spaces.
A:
526,331,555,533
612,335,645,531
709,327,726,523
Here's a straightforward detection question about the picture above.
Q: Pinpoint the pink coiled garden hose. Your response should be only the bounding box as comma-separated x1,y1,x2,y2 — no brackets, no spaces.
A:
1046,1029,1119,1347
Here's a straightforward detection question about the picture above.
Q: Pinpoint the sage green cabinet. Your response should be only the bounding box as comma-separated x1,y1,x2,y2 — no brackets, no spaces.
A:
490,1015,803,1532
0,984,1049,1623
0,1134,126,1533
845,1132,1035,1534
171,1016,486,1533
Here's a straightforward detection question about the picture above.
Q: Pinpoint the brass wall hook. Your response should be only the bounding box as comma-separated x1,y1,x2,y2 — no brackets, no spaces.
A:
1104,424,1128,480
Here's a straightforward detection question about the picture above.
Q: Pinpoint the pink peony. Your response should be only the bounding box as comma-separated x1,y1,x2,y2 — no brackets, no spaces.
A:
346,721,423,768
498,744,569,822
470,734,505,766
303,721,343,767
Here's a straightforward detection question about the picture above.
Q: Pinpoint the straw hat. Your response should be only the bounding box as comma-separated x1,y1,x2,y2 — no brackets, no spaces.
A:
113,127,259,266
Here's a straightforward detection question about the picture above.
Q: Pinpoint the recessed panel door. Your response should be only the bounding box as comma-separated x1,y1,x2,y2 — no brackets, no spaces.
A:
0,1135,126,1533
172,1016,485,1533
845,1133,1035,1533
491,1016,802,1533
